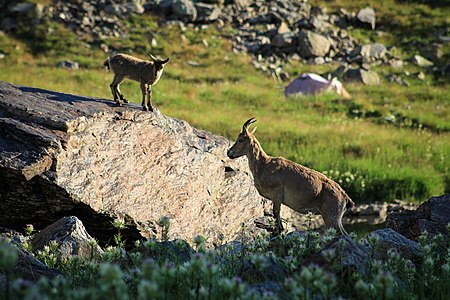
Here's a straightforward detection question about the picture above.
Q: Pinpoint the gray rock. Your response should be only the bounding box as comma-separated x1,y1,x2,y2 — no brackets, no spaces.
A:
232,0,253,9
147,0,173,14
129,2,145,13
344,68,380,85
195,3,221,23
420,43,443,62
0,240,59,283
0,228,27,246
412,55,433,67
298,30,331,58
386,74,409,86
360,43,387,62
56,60,79,70
8,2,44,19
385,194,450,241
1,17,16,32
356,7,376,30
0,81,267,245
172,0,197,22
31,216,103,259
302,235,370,275
277,22,290,34
368,228,422,263
416,71,425,81
271,32,296,48
390,59,403,69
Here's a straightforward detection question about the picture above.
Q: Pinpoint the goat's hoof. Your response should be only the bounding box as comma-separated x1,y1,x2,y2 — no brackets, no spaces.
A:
122,98,129,103
142,106,149,111
149,106,154,112
115,102,122,107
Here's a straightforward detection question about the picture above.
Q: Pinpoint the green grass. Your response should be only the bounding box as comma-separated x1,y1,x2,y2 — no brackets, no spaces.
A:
0,7,449,203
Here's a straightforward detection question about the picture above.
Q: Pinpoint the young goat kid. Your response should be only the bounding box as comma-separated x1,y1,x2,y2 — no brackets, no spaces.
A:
227,118,354,235
104,53,169,111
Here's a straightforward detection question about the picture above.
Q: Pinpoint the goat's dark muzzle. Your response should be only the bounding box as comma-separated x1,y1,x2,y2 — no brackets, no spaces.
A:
227,149,236,159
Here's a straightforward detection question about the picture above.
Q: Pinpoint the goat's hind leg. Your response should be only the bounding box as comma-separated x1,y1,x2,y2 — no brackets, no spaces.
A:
271,191,284,235
320,198,349,236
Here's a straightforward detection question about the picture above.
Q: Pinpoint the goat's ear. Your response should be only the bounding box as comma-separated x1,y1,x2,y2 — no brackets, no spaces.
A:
161,58,169,64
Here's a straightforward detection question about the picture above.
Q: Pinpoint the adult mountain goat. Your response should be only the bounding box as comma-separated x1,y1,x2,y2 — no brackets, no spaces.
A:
104,53,169,111
227,118,354,235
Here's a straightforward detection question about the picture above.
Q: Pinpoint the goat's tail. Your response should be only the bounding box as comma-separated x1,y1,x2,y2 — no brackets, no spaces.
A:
345,194,355,210
337,194,354,236
103,57,110,69
338,217,349,236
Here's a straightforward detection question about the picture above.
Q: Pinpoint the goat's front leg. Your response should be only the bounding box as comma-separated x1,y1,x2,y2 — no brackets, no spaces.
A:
147,85,153,111
140,82,149,111
110,75,124,106
117,85,128,103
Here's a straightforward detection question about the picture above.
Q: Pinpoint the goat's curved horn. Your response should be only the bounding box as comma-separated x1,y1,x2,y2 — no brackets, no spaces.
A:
242,117,257,131
149,53,158,61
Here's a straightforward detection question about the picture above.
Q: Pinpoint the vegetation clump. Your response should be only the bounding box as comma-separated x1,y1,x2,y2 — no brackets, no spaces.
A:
1,225,449,299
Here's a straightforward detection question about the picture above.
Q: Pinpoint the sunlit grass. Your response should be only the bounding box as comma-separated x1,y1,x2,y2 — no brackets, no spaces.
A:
0,10,448,203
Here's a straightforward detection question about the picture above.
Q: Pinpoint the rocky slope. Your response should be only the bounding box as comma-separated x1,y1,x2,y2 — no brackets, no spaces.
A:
3,0,445,83
0,80,268,244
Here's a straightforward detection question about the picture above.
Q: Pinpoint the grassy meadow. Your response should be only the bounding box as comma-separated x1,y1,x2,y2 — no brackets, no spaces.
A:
0,1,448,203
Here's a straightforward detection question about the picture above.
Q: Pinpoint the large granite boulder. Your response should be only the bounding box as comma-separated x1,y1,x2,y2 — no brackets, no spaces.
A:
0,81,266,245
385,194,450,241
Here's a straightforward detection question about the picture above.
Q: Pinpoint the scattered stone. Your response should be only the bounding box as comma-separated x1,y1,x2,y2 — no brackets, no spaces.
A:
302,235,370,275
313,57,325,65
100,43,109,53
1,17,16,31
412,55,433,68
271,32,296,48
7,2,44,19
104,2,145,16
31,216,103,259
368,228,422,263
420,43,443,62
195,2,221,23
344,68,380,85
386,73,409,86
0,240,60,283
0,53,5,59
171,0,197,22
277,22,290,34
416,71,425,81
385,194,450,241
298,30,331,58
390,59,403,69
356,7,376,30
360,43,387,63
56,60,79,70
